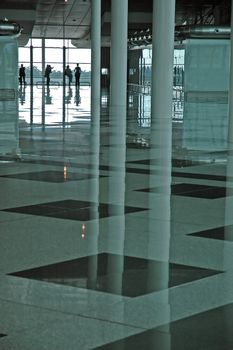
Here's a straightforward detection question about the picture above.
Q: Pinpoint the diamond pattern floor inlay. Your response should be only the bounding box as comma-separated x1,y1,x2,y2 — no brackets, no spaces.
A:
189,225,233,241
0,170,97,183
2,199,147,221
137,183,227,199
171,183,226,198
127,158,202,167
1,79,233,349
8,253,221,297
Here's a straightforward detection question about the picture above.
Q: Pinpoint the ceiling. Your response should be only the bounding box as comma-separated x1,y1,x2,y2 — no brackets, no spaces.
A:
0,0,231,47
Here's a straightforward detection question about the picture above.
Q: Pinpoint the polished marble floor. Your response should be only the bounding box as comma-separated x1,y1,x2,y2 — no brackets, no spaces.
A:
0,85,233,349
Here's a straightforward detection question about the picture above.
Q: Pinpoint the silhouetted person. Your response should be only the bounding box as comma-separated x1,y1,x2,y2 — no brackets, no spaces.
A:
44,64,53,86
64,65,72,87
74,63,81,87
19,64,26,86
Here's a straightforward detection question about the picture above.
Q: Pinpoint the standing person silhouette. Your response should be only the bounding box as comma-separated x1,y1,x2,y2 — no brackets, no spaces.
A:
74,63,81,87
19,64,26,86
44,64,53,86
64,65,73,87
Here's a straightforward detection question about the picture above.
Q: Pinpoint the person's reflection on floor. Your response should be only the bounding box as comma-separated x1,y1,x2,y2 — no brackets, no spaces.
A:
18,85,26,105
45,86,52,104
74,87,81,106
65,87,73,104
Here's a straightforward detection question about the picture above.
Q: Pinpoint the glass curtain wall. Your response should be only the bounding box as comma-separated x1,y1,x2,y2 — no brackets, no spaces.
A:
137,46,184,120
139,48,152,87
18,39,91,126
18,39,91,86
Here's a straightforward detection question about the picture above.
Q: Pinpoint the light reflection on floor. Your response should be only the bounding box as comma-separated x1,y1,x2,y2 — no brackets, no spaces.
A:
0,84,232,349
18,85,91,125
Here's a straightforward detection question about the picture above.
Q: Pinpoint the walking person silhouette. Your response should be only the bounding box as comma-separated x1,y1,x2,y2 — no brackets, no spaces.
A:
44,64,53,86
74,63,81,87
19,64,26,86
64,65,73,87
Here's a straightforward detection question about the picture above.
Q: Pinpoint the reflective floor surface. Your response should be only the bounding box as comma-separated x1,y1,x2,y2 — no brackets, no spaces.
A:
0,85,233,349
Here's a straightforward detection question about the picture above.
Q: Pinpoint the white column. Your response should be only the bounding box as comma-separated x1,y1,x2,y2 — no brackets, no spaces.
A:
110,0,128,125
91,0,101,114
106,0,128,295
30,44,33,125
87,0,101,288
224,0,233,269
148,1,176,346
41,38,45,126
228,0,233,144
151,0,176,119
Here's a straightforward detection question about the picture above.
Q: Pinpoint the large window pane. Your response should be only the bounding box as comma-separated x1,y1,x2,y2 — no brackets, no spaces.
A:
18,38,91,86
26,38,42,47
45,39,66,47
66,48,91,64
19,47,30,62
33,63,43,84
33,48,42,63
45,48,63,63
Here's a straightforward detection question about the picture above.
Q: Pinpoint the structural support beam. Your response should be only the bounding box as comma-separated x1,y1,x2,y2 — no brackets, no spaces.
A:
106,0,128,295
30,44,33,86
87,0,102,285
91,0,101,113
30,43,33,124
62,46,66,125
151,0,176,120
228,0,233,144
41,38,45,126
90,0,101,200
110,0,128,122
148,2,176,333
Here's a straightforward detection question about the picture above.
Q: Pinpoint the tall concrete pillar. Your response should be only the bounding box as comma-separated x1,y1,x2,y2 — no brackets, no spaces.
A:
87,0,101,290
91,0,101,115
148,1,176,346
151,0,175,120
41,38,45,126
30,43,33,124
106,0,128,295
62,46,66,125
110,0,128,126
228,0,233,144
224,0,233,267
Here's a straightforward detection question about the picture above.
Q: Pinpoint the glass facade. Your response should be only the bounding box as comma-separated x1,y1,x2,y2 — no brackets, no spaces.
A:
18,39,91,86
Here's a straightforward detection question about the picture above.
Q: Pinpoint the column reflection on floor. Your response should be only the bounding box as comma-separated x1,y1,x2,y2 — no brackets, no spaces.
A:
18,85,91,127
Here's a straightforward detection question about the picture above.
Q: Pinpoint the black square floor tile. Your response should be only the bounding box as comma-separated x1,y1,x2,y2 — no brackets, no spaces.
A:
126,167,150,174
137,183,227,199
171,183,226,199
0,171,96,183
189,225,233,241
127,158,201,167
94,303,233,349
126,142,149,149
2,200,147,221
8,253,221,297
172,171,226,182
127,159,152,165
